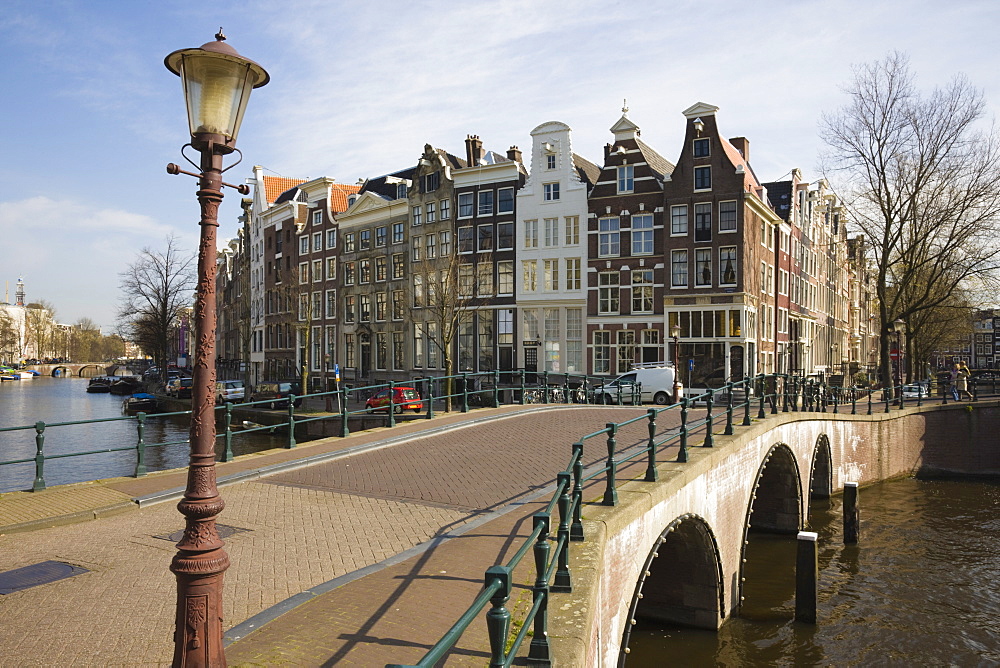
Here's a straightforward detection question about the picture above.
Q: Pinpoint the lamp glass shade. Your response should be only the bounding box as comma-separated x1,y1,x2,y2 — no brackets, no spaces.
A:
671,324,682,338
178,52,259,140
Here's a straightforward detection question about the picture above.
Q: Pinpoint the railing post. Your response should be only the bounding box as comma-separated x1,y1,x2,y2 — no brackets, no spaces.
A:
32,421,45,492
528,514,552,665
724,384,735,435
942,379,949,405
570,442,585,541
222,403,234,462
704,390,715,448
388,381,397,428
542,371,550,404
564,372,570,404
494,369,501,408
832,387,839,414
645,408,658,482
341,389,351,437
742,375,752,426
678,397,689,463
917,384,923,407
602,423,618,506
782,374,790,412
427,381,435,419
884,387,890,413
770,375,779,415
553,472,573,592
520,369,526,405
867,387,873,415
287,394,297,448
757,374,766,419
898,382,905,410
461,373,470,413
484,565,512,668
851,387,857,415
135,413,148,476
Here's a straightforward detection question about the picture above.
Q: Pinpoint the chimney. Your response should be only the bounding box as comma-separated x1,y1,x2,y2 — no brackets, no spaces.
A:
465,134,483,166
604,143,613,161
729,137,749,163
507,146,522,163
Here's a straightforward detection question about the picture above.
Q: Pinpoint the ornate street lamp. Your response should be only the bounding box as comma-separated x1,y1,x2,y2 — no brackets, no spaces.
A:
164,30,268,666
671,323,682,403
892,318,906,389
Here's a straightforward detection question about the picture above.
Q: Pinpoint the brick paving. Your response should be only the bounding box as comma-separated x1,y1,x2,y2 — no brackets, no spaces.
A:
0,404,690,667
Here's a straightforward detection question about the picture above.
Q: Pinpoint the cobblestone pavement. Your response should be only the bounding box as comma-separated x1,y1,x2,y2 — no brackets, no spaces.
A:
0,404,689,666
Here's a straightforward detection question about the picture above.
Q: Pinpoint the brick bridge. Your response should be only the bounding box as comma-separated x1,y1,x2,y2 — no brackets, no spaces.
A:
26,363,125,377
550,402,1000,666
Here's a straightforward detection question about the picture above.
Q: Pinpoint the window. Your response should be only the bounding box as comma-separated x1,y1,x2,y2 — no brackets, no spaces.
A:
695,248,712,286
375,292,387,321
344,232,355,252
376,332,387,370
523,309,539,340
543,182,560,201
392,331,405,369
499,309,514,345
392,222,404,244
396,183,407,199
392,290,404,320
617,164,634,193
598,217,620,257
440,230,451,255
299,236,309,254
599,272,620,314
543,218,558,247
617,330,635,373
440,199,450,220
458,192,474,217
298,262,309,284
459,265,474,297
327,229,337,249
694,203,712,242
720,246,737,285
359,259,371,284
565,216,579,245
478,190,494,216
427,322,439,368
345,333,355,367
326,257,337,281
566,257,581,290
413,274,424,307
478,225,494,251
546,154,556,170
458,226,474,253
359,295,371,322
694,166,711,190
544,309,560,372
360,229,371,250
325,289,336,318
632,269,654,313
312,232,323,252
720,201,737,233
497,222,514,250
426,201,436,223
543,259,559,291
413,324,424,367
312,291,322,320
375,256,387,282
631,213,654,255
671,250,688,287
312,259,323,283
524,220,538,248
412,206,422,227
412,234,423,261
498,187,514,213
423,171,440,193
498,260,514,294
426,233,436,259
344,295,356,323
594,330,611,374
693,137,710,158
375,226,387,247
670,205,688,236
522,261,537,292
566,309,583,373
312,210,323,226
344,261,355,285
477,262,493,296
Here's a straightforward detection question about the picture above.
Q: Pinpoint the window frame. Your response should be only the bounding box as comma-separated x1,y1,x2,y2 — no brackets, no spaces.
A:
694,166,712,191
543,182,560,201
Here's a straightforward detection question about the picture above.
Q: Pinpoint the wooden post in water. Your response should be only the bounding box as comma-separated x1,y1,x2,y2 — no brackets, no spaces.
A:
844,481,860,544
795,531,819,623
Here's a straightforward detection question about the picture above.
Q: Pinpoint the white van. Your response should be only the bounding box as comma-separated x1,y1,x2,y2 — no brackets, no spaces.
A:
592,363,681,405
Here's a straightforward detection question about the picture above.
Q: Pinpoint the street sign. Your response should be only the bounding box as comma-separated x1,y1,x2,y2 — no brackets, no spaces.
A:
688,359,695,370
889,349,900,361
334,363,340,382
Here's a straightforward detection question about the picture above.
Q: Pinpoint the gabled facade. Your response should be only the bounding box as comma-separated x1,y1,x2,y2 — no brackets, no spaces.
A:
516,121,598,378
587,111,674,376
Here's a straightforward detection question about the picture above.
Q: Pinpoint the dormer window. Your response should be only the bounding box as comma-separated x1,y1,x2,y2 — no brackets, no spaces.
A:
347,194,358,207
312,210,322,226
617,165,634,194
546,154,556,170
423,171,440,193
396,183,407,199
693,138,711,158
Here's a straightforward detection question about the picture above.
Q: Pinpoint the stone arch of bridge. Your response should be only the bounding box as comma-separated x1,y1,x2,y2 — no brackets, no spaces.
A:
50,366,69,377
809,434,833,500
619,512,725,663
77,364,102,378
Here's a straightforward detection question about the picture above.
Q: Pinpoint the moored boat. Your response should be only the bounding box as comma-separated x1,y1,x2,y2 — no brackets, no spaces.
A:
109,376,142,395
86,376,115,393
123,392,158,413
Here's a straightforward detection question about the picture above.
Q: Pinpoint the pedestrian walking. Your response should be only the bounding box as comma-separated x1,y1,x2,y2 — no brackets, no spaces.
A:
956,362,973,401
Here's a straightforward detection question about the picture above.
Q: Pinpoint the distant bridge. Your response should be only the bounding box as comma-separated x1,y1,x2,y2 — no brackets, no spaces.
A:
26,363,130,378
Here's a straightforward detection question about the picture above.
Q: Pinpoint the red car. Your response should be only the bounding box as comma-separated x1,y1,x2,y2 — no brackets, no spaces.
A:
365,387,423,413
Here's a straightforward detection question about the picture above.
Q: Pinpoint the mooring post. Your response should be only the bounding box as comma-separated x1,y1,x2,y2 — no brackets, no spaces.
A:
843,481,860,544
795,531,819,624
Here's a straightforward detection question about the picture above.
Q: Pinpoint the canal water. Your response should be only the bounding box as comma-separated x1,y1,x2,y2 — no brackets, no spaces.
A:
626,477,1000,665
0,376,290,493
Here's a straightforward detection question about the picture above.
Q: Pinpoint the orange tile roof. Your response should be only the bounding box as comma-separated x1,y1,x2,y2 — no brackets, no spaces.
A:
262,175,307,205
329,182,363,214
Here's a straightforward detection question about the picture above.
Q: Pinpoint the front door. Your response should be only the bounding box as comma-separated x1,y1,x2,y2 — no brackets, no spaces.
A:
359,333,371,380
499,346,514,384
525,347,538,384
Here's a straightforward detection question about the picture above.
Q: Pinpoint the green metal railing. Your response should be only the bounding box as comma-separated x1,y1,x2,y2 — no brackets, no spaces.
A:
392,372,992,666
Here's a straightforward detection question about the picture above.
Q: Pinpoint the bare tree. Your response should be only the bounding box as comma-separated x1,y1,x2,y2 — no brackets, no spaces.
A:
0,307,18,363
821,52,1000,390
23,300,57,359
117,235,196,379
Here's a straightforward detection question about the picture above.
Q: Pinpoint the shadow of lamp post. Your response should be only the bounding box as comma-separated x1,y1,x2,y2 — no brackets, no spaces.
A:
163,29,268,667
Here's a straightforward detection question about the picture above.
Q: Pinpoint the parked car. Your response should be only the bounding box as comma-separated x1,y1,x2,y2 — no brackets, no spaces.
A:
591,364,680,405
215,380,245,404
365,387,423,413
166,377,193,399
901,383,928,399
250,381,303,409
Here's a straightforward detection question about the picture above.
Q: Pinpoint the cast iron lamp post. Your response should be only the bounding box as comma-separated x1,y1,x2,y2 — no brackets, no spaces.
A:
892,318,906,389
671,323,682,403
164,30,268,667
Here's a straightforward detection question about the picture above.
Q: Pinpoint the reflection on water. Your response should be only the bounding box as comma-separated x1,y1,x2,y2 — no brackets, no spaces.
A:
0,376,291,492
626,478,1000,666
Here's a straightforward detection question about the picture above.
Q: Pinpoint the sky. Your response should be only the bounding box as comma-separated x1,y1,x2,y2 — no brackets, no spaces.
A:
2,0,998,331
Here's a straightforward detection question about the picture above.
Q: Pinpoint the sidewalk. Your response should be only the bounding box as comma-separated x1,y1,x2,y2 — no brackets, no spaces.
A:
0,403,659,666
